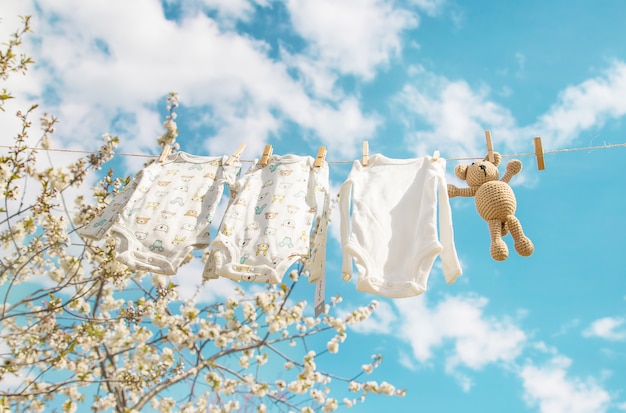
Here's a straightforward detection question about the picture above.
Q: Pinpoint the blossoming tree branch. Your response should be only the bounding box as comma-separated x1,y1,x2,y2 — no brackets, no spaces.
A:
0,17,403,413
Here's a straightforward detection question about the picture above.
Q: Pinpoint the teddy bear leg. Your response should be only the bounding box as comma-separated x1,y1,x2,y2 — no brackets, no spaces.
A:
506,215,534,257
488,219,508,261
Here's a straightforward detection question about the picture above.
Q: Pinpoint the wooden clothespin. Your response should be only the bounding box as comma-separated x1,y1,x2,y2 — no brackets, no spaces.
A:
259,144,273,167
534,136,545,170
314,146,327,167
225,143,246,166
362,141,369,166
432,150,440,162
158,144,172,163
485,130,495,162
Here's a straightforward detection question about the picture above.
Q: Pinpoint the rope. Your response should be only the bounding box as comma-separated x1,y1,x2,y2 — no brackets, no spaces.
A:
1,142,625,163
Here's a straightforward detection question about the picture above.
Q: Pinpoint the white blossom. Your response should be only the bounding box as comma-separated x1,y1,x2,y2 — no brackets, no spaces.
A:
348,381,361,392
289,269,299,281
326,339,339,353
322,398,338,412
0,42,403,413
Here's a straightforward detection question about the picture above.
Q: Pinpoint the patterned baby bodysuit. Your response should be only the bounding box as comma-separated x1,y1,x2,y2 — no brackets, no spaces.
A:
204,154,329,284
80,152,241,275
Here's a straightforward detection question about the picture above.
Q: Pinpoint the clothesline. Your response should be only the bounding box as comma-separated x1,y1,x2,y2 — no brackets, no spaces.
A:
1,142,625,163
8,139,620,301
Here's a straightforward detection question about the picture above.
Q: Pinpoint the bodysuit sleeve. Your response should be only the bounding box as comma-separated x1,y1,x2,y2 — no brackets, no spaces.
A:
307,162,330,283
339,175,355,281
78,170,142,240
437,159,462,283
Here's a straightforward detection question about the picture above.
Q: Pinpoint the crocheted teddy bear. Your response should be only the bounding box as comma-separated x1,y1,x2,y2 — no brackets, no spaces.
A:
448,152,534,261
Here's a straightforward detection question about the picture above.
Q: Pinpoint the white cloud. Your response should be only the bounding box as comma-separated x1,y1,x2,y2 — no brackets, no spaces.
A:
379,293,530,391
306,98,381,158
532,60,626,149
341,292,531,391
0,340,32,392
395,60,626,161
520,356,611,413
0,370,26,392
3,0,381,173
582,316,626,341
409,0,447,16
280,48,341,100
286,0,417,79
395,294,526,375
395,71,518,159
172,0,267,22
172,257,240,303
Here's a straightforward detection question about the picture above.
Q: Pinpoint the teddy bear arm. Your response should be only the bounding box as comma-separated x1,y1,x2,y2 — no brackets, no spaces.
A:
501,160,522,183
447,184,476,198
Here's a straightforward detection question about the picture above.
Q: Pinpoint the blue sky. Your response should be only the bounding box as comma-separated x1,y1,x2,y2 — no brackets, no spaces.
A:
1,0,626,411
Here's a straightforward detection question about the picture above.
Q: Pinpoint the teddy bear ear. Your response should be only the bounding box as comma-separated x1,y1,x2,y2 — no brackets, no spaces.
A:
454,164,468,180
493,152,502,166
483,152,502,166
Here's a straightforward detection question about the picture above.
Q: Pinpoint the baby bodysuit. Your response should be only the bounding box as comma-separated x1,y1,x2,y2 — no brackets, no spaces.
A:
80,152,240,275
339,154,462,298
204,154,329,284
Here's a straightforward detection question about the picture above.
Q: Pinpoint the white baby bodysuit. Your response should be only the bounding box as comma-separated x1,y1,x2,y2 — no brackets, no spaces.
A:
339,154,462,298
204,154,329,284
80,152,241,275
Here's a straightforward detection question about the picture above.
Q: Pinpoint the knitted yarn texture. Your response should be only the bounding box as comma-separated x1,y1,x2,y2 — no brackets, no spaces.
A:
448,152,534,261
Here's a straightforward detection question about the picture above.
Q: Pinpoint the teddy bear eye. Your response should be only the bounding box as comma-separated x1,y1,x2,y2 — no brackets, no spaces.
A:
471,162,476,166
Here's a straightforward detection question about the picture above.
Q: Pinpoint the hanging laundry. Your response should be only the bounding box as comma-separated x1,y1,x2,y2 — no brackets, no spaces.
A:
339,154,462,298
204,154,329,284
79,152,241,275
